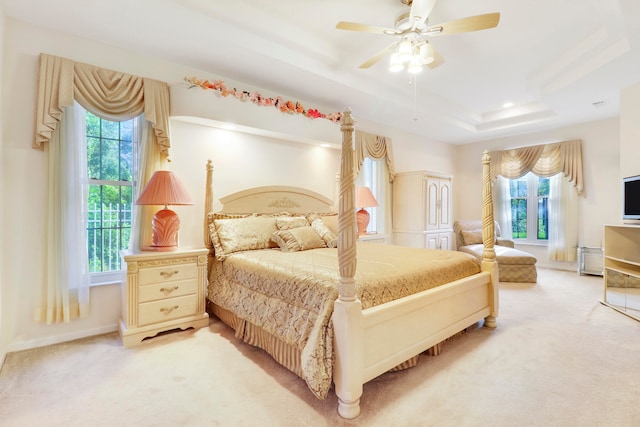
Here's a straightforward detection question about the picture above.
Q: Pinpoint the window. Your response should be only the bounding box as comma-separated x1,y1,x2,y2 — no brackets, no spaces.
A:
509,172,550,243
86,111,138,281
359,157,383,233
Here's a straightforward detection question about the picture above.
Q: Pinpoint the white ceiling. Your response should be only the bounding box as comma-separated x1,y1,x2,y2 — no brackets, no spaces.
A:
3,0,640,144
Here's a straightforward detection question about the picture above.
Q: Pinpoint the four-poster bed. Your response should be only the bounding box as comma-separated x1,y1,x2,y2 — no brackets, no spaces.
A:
203,108,498,419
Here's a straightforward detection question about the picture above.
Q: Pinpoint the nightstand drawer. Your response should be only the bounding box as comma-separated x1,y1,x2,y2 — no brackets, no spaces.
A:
138,264,198,286
120,248,209,347
138,279,198,303
138,294,198,326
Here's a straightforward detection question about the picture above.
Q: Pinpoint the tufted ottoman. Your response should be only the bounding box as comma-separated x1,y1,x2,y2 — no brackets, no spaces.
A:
458,244,538,283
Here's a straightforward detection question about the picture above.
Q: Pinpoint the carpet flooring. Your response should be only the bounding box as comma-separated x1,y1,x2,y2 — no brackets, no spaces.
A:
1,268,639,427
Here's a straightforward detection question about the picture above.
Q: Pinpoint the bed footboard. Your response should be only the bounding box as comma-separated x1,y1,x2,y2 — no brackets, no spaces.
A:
333,109,498,419
361,272,493,382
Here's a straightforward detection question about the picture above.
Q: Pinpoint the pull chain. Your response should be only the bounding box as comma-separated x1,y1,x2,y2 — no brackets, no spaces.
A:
409,74,418,122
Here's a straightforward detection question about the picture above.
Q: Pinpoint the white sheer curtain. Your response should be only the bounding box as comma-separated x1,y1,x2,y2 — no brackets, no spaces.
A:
493,176,512,239
130,120,167,250
491,140,583,261
38,102,90,323
355,158,392,235
34,53,171,323
353,130,395,239
548,173,578,261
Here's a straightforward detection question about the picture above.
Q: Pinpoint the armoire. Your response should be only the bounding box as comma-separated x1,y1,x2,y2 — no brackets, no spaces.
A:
392,171,453,250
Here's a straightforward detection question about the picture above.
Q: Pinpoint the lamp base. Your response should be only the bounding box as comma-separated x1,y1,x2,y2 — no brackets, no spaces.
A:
356,208,370,235
141,245,178,252
145,208,181,251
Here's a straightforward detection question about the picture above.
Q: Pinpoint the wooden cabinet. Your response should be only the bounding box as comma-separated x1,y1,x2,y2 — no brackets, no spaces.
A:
119,248,210,347
602,225,640,321
392,171,453,250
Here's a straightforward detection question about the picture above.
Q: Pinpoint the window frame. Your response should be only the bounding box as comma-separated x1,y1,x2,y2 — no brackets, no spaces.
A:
85,111,139,285
509,172,549,246
359,157,382,234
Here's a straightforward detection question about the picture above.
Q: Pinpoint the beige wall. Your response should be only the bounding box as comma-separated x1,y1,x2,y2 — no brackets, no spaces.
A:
3,15,637,353
0,5,6,365
620,82,640,181
0,18,448,352
455,117,621,270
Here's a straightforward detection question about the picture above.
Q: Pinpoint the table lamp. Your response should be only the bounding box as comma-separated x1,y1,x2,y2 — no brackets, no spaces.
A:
136,170,194,251
355,187,378,235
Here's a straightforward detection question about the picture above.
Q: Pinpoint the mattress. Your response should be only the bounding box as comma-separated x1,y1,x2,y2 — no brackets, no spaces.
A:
208,243,481,398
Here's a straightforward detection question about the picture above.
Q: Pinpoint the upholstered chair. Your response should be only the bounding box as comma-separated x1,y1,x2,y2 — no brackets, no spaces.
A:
453,220,537,283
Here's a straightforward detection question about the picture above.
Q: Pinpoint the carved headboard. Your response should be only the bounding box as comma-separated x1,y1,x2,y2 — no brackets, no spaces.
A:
203,160,336,251
217,186,334,215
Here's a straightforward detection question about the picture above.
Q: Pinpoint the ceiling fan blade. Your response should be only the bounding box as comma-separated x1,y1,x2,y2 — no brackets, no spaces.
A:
358,43,398,69
336,21,395,35
410,0,439,26
429,12,500,36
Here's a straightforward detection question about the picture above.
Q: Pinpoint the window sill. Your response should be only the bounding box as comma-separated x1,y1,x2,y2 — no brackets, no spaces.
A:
90,270,124,287
514,241,548,247
90,280,121,288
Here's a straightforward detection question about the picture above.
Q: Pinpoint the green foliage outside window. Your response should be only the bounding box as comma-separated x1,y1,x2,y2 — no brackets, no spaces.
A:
510,178,528,239
509,174,549,241
537,177,549,240
86,112,136,273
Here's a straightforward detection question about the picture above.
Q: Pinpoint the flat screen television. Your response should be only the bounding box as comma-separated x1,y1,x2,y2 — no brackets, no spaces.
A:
623,175,640,220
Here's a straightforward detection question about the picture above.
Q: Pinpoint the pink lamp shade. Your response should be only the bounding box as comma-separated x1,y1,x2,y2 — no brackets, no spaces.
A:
136,170,194,251
355,187,378,235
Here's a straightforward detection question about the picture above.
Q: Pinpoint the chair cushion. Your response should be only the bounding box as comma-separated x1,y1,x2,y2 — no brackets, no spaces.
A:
458,244,537,282
458,244,537,265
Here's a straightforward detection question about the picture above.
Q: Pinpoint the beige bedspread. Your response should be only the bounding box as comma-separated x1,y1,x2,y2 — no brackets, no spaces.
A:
208,243,480,399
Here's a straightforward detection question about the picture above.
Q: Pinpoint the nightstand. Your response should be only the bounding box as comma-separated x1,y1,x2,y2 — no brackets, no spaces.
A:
119,248,209,347
358,233,389,244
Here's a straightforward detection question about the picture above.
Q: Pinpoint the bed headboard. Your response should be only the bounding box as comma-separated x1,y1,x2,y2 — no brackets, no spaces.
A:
218,186,334,215
203,159,335,249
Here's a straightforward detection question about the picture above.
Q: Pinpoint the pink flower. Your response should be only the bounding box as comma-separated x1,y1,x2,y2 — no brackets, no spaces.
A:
186,76,341,123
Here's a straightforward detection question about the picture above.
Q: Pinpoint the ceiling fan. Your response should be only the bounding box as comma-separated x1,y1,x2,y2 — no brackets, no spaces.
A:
336,0,500,73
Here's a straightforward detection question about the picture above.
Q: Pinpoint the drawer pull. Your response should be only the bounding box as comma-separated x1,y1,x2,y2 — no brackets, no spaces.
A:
159,286,179,296
160,270,179,279
160,305,179,315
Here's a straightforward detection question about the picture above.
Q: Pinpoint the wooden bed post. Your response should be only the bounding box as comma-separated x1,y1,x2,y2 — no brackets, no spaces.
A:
333,108,364,419
204,160,215,268
481,150,499,328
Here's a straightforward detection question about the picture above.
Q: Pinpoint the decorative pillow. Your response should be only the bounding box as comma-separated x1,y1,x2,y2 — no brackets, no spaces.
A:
275,216,310,230
211,215,279,260
461,229,484,245
461,228,499,245
309,217,337,248
208,212,251,245
318,213,338,235
272,226,326,252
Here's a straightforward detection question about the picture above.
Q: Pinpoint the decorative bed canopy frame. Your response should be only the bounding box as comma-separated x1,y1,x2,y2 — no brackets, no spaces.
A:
203,108,498,419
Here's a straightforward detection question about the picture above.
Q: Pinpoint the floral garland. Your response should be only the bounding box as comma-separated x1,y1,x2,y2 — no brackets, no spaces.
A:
184,76,342,123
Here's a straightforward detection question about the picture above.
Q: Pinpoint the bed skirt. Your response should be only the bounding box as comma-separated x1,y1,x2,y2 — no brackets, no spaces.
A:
208,302,445,391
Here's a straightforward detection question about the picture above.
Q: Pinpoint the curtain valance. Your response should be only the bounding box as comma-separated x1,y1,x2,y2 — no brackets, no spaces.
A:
354,130,396,182
34,53,171,156
490,139,584,194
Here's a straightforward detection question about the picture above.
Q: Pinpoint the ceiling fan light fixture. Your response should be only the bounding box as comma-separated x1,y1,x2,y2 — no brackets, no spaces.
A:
389,53,404,72
407,56,423,74
419,43,434,64
397,39,413,62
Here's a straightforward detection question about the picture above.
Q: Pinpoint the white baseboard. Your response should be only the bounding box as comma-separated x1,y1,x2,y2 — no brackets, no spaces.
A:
537,263,576,272
6,324,119,353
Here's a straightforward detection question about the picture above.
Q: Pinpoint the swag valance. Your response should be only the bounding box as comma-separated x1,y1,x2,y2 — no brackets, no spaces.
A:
34,53,171,156
354,130,396,182
490,139,584,195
